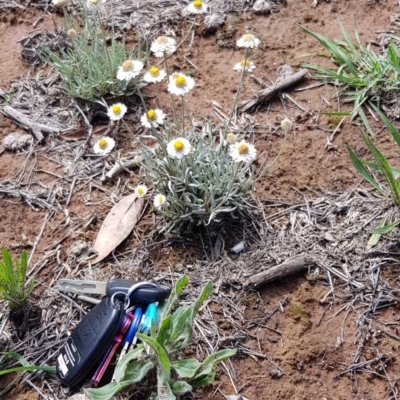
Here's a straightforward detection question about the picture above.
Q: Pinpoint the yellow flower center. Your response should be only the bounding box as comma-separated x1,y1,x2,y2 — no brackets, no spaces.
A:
98,138,108,149
122,60,133,72
147,110,156,121
237,143,249,155
243,34,254,42
240,60,251,68
89,0,98,4
193,0,202,8
112,105,121,115
173,139,184,151
137,187,144,196
149,66,159,76
175,75,187,88
156,195,165,204
156,36,168,44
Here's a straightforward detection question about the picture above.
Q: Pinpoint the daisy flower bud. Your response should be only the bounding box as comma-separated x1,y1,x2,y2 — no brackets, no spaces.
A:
135,184,148,197
168,73,195,96
52,0,66,6
237,33,261,48
67,29,77,39
143,66,167,83
134,155,142,164
187,0,209,14
153,194,167,209
229,140,257,163
87,0,99,8
233,60,256,72
116,59,144,81
167,138,193,159
281,117,293,132
150,36,176,57
107,103,127,121
93,137,115,155
226,132,238,144
140,109,166,129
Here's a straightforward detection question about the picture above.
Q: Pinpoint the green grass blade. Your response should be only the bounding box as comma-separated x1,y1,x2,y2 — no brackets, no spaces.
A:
362,132,400,205
345,145,387,197
369,102,400,146
358,107,375,138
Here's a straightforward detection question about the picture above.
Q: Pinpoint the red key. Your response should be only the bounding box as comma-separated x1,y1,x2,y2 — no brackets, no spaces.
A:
91,312,134,387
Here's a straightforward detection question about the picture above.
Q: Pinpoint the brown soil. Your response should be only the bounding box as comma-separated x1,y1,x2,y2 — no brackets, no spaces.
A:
1,1,400,400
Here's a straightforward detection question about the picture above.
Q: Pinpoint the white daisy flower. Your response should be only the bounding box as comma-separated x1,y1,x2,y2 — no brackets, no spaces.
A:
52,0,66,6
167,138,193,159
233,59,256,72
150,36,177,57
236,33,261,48
143,66,167,83
135,184,148,197
140,109,166,129
116,60,144,81
93,137,115,155
168,73,195,96
187,0,209,14
281,117,293,132
153,194,167,209
107,103,127,121
229,140,257,163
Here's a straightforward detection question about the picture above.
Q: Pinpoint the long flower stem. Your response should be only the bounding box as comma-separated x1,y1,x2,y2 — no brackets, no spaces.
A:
181,96,185,133
163,52,179,130
224,48,250,136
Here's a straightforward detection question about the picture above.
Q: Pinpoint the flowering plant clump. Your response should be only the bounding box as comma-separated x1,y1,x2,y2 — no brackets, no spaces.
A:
41,4,147,102
141,125,259,234
135,31,285,235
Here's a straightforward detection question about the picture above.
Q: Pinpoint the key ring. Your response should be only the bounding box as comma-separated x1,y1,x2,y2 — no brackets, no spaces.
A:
123,281,158,309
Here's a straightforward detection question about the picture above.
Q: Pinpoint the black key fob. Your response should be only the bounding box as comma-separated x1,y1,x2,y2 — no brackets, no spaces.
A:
56,297,125,387
106,280,171,304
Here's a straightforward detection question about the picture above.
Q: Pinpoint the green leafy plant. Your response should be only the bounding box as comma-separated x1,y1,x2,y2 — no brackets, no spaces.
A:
346,102,400,207
41,6,147,102
0,248,34,310
85,276,237,400
297,23,400,118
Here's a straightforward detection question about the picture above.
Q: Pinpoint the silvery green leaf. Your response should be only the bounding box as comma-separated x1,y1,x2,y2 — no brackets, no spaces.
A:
171,359,201,379
170,380,192,395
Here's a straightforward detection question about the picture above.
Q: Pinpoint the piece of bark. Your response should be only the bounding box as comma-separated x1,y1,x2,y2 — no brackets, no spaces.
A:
101,159,141,181
2,105,60,142
237,68,309,113
246,254,313,288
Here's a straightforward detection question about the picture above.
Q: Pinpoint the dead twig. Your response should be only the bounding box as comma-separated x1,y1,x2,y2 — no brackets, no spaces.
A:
2,105,60,142
237,69,309,113
245,254,313,288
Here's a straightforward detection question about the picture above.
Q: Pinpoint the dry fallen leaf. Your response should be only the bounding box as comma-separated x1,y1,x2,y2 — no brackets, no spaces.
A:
59,125,108,141
92,193,144,264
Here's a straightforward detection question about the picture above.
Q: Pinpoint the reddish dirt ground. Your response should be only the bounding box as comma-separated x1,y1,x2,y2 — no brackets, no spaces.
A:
1,1,400,399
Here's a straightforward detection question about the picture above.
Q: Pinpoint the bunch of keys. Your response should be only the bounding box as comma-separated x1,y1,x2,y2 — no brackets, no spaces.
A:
56,279,170,387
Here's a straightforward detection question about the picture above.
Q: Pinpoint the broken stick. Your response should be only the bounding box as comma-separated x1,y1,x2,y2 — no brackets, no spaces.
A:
237,68,309,113
2,105,60,142
245,254,313,288
101,158,141,181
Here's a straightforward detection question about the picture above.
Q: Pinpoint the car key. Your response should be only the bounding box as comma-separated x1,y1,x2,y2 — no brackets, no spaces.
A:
58,279,171,304
56,297,125,387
